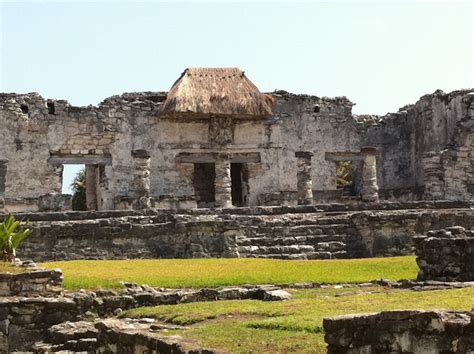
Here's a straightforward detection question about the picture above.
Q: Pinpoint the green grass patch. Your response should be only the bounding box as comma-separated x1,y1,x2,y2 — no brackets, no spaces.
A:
42,256,418,290
122,299,287,325
0,262,26,273
123,286,474,353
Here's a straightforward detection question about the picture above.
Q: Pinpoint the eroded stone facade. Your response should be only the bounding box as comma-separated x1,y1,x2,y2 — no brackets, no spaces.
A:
324,310,474,353
0,73,472,212
415,226,474,281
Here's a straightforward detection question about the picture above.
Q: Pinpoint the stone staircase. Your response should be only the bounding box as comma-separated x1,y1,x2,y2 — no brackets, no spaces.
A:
235,213,367,259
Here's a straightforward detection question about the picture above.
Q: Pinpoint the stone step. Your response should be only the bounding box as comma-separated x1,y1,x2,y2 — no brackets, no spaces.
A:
249,224,353,236
33,338,98,353
238,245,316,254
240,250,348,260
237,242,346,255
246,218,352,227
48,321,98,344
236,235,349,246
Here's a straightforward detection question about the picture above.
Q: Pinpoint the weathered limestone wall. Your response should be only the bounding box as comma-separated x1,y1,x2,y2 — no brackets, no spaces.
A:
267,92,361,205
415,226,474,281
10,203,473,261
0,91,363,211
1,88,472,212
324,310,474,353
352,209,474,257
364,89,474,200
0,92,163,211
0,267,62,297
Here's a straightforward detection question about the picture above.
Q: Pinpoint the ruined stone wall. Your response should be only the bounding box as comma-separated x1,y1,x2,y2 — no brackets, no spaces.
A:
324,310,474,353
0,90,363,211
352,208,474,257
0,92,164,211
263,92,361,205
1,88,472,212
364,89,474,200
415,226,474,281
10,203,472,261
0,267,62,297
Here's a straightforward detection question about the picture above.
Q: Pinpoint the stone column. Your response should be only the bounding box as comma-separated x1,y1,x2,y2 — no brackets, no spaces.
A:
0,159,7,211
85,165,98,211
423,152,445,200
295,151,313,205
360,147,379,202
131,149,151,209
215,153,232,208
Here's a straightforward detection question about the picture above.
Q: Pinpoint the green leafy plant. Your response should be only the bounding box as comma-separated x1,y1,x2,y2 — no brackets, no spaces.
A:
0,215,33,262
71,167,87,211
336,161,353,187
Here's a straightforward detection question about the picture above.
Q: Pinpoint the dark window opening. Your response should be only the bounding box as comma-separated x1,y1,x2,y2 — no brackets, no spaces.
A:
194,163,215,208
47,102,55,115
336,160,355,196
231,163,249,207
20,105,28,114
314,105,320,113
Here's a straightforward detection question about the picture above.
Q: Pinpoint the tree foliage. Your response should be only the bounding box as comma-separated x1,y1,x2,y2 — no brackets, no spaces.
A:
71,167,87,211
336,161,353,187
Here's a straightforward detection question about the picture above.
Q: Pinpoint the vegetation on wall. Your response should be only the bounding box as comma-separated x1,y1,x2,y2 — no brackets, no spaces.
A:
0,215,33,262
336,161,353,187
71,168,87,211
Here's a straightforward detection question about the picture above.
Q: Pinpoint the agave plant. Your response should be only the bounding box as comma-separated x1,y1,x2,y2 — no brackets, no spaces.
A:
336,161,353,187
0,215,33,262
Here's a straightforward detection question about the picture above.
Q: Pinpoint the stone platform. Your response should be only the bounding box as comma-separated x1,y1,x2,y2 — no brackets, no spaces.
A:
6,200,473,261
415,226,474,281
324,310,474,353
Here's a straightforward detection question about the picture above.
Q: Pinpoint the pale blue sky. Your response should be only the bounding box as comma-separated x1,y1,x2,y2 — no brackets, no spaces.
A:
1,0,473,193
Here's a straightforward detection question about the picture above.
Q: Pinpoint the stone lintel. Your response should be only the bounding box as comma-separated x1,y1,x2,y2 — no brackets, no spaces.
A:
48,155,112,166
131,149,151,159
176,152,261,164
325,152,364,161
295,151,314,159
361,146,377,155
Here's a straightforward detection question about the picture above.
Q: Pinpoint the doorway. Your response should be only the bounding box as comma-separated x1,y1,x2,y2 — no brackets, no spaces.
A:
194,163,215,208
62,164,86,210
231,163,249,207
336,160,355,196
50,154,112,211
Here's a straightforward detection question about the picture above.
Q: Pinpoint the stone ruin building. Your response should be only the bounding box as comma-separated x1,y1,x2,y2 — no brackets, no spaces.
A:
0,67,473,353
0,67,472,262
1,67,472,213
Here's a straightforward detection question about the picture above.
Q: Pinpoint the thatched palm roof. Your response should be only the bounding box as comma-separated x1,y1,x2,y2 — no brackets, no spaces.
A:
160,68,273,118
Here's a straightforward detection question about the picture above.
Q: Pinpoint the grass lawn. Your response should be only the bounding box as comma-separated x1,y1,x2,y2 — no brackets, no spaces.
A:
42,256,418,290
0,262,25,273
122,286,474,353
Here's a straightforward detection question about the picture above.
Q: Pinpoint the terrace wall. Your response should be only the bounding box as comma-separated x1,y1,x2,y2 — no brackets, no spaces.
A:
363,89,474,200
415,226,474,281
324,310,474,353
11,203,474,261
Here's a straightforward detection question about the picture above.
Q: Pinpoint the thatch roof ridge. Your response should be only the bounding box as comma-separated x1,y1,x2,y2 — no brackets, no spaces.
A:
161,67,273,118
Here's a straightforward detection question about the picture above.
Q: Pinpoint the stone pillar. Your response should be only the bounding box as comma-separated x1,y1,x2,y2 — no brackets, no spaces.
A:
131,149,151,209
0,159,7,211
215,153,232,208
360,147,379,202
295,151,313,205
423,152,445,200
85,165,98,211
